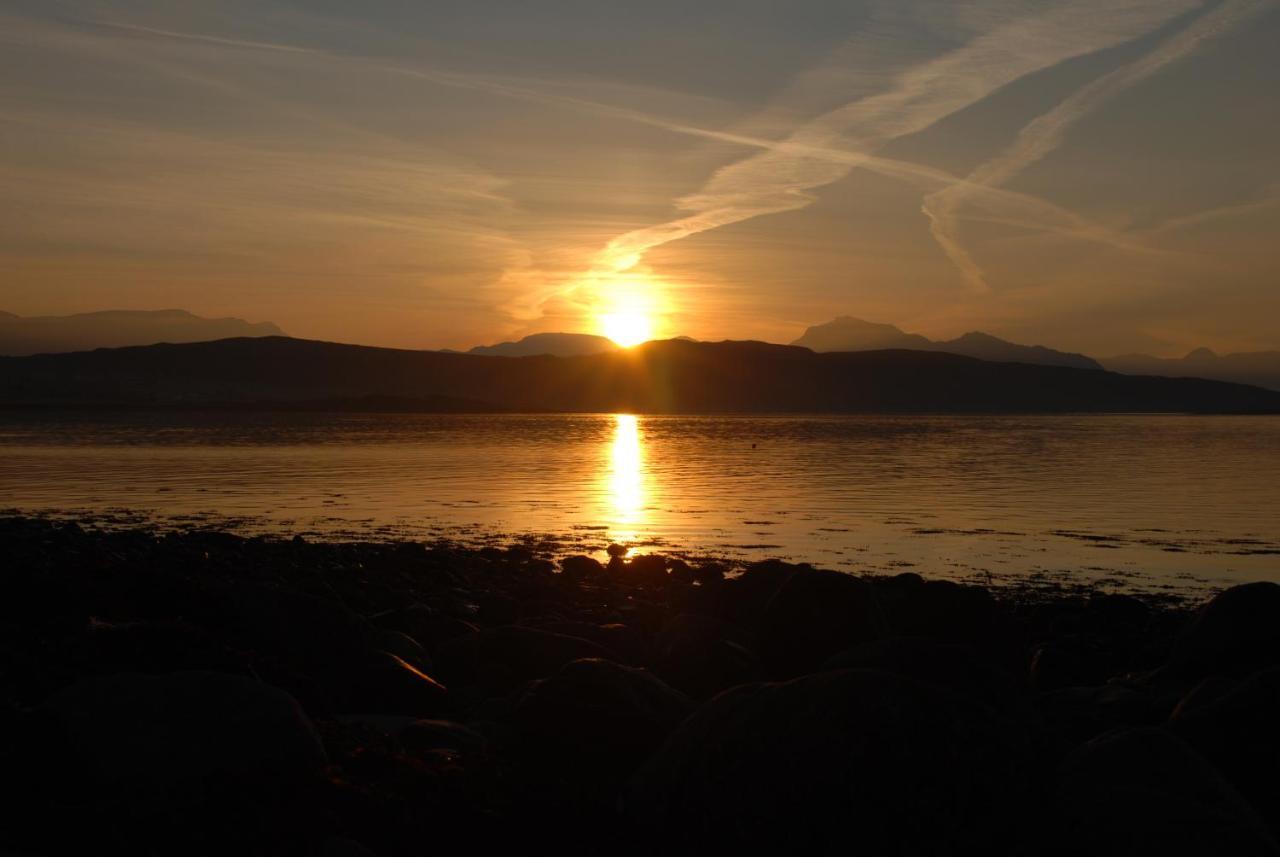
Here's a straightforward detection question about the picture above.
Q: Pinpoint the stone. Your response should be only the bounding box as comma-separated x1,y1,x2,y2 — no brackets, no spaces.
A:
1171,582,1280,678
757,570,887,676
629,668,1029,853
1054,727,1279,856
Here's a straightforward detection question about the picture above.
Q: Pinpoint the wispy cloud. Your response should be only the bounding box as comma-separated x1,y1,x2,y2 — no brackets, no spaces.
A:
81,19,320,54
922,0,1271,292
588,0,1201,278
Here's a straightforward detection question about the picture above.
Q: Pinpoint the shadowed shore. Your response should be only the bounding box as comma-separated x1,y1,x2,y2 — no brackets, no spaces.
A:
2,516,1278,855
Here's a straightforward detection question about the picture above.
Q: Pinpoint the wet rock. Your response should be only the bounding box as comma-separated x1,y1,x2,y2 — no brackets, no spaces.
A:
1054,727,1279,856
434,625,612,692
371,603,478,653
399,718,489,759
650,613,758,700
333,650,449,717
822,636,1020,712
721,559,798,628
560,554,605,582
1171,667,1280,833
629,668,1029,853
757,570,886,677
1039,684,1162,744
35,671,326,803
666,559,694,586
1171,582,1280,678
625,553,669,585
879,578,1002,646
512,658,692,788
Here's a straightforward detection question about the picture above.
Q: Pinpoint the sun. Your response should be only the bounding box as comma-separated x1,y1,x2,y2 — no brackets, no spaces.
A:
600,309,653,348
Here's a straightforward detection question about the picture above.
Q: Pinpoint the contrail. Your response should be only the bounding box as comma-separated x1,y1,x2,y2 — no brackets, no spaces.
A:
590,0,1201,275
86,20,320,54
922,0,1272,292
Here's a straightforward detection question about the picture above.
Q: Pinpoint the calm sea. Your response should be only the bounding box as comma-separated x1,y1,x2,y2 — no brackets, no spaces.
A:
2,411,1277,595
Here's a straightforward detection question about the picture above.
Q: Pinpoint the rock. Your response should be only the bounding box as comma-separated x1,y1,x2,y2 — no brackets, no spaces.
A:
650,613,758,700
333,650,448,716
1171,667,1280,833
1054,727,1279,856
666,559,694,586
371,603,478,652
399,719,489,759
1030,637,1116,692
606,543,628,558
821,636,1020,712
560,555,605,582
32,671,326,811
629,668,1029,853
434,625,612,692
757,570,886,677
625,553,668,585
721,559,797,628
878,578,1002,646
512,658,693,788
1171,582,1280,678
1039,684,1162,745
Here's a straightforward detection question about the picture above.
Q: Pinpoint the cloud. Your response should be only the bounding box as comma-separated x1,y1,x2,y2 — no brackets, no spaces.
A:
922,0,1270,292
588,0,1202,278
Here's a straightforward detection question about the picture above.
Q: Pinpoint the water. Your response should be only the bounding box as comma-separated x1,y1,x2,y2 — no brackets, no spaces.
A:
2,411,1278,595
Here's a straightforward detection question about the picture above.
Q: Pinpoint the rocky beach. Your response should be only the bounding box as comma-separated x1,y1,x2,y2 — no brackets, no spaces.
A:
1,515,1278,855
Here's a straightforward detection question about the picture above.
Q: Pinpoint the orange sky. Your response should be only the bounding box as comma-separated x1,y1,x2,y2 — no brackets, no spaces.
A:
2,0,1278,356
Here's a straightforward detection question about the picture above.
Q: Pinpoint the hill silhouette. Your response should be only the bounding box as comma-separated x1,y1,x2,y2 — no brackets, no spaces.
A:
792,316,1102,371
468,332,620,357
2,336,1277,414
1103,348,1280,392
0,309,283,356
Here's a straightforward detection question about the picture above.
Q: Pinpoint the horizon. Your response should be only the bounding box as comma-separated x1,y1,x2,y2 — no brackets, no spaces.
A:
3,1,1278,356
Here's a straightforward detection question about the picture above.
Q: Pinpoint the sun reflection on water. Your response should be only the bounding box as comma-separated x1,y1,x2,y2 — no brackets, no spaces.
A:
606,413,645,543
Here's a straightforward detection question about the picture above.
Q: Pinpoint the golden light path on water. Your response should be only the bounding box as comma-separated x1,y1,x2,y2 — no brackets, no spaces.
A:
606,413,646,546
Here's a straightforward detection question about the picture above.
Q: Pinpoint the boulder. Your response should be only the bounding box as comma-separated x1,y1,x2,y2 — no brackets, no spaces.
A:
560,555,605,582
1171,667,1280,833
757,570,886,676
15,670,329,846
629,668,1029,853
434,625,612,692
512,658,693,787
1171,582,1280,678
332,650,448,717
650,613,758,700
821,636,1020,711
1054,727,1279,856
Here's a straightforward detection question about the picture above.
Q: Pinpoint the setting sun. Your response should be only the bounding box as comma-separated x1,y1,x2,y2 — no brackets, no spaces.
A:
600,310,653,348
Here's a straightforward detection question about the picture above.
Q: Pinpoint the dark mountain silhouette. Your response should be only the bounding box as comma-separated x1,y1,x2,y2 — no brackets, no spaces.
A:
468,332,620,357
0,309,283,356
791,317,933,352
1102,348,1280,392
2,336,1277,414
791,316,1102,371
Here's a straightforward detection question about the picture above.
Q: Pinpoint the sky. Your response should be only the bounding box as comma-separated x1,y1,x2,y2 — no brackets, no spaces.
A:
1,0,1277,356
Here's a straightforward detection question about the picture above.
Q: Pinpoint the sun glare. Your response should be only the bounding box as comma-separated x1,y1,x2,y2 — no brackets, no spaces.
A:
600,310,653,348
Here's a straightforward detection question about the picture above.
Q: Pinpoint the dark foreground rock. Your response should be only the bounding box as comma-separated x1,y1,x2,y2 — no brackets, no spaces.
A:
0,516,1276,855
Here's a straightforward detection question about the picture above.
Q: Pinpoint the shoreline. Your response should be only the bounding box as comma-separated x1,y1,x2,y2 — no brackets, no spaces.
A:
2,515,1278,854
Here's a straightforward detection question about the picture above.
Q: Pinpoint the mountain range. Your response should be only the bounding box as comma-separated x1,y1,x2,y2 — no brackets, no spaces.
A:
0,310,283,356
467,332,620,358
789,317,1103,371
2,336,1276,414
1100,348,1280,393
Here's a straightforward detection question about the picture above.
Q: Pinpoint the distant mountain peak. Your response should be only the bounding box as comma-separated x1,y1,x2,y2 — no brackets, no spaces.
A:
791,317,1102,371
467,332,621,358
791,317,932,353
0,309,284,356
1185,347,1219,361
